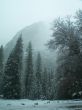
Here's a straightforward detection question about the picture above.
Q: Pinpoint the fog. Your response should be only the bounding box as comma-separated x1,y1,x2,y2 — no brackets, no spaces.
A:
0,0,82,46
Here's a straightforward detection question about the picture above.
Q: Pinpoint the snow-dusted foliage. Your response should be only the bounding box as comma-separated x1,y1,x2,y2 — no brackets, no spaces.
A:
48,10,82,99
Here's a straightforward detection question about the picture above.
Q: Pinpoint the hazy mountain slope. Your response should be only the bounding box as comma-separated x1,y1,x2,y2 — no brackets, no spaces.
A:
5,22,51,56
4,21,56,68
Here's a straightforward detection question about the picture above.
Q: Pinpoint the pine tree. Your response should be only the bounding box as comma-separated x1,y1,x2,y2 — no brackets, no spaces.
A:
25,42,33,98
42,67,48,99
0,45,4,94
29,74,37,99
3,35,23,99
46,69,54,100
35,52,43,99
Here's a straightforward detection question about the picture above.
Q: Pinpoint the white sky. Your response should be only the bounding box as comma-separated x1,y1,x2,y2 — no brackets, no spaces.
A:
0,0,82,46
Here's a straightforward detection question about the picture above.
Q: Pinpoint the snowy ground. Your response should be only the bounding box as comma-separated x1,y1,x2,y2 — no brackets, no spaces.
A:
0,99,82,110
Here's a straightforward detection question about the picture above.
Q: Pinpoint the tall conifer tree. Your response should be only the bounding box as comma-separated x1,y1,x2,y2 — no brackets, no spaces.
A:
0,45,4,94
35,52,42,99
25,42,33,98
3,35,23,99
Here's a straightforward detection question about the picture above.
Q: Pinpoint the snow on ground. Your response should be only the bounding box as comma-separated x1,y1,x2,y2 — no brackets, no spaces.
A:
0,99,82,110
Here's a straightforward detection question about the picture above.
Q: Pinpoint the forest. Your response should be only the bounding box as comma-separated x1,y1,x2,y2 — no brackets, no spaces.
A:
0,10,82,100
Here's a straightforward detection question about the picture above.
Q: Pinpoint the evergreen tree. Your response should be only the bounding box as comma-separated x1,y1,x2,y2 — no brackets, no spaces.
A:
29,74,37,99
3,35,23,99
0,45,4,94
42,67,48,99
46,69,54,100
25,42,33,98
35,52,43,99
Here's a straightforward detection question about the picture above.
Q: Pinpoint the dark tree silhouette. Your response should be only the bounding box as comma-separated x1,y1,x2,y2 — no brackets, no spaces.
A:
3,35,23,99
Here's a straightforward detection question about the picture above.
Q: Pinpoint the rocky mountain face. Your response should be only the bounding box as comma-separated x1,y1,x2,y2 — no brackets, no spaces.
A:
4,21,56,69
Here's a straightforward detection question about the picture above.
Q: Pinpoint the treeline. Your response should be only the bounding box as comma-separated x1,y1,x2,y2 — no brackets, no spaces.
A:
0,37,54,100
48,10,82,99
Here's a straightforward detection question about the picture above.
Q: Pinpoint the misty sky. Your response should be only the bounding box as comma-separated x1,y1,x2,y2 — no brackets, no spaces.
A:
0,0,82,46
